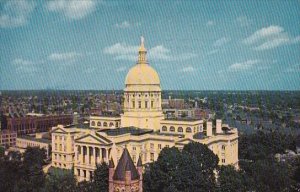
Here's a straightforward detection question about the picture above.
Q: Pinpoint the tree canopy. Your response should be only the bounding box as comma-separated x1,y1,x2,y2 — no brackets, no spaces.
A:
143,142,219,192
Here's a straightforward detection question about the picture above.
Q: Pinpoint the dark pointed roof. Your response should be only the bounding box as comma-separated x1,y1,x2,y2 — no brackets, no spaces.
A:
113,148,139,181
109,158,115,168
137,155,142,167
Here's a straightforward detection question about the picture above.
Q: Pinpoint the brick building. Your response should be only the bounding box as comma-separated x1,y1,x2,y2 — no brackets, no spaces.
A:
1,113,72,135
0,130,17,147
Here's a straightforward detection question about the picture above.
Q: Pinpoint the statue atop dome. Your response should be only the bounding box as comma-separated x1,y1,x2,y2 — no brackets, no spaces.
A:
138,36,147,64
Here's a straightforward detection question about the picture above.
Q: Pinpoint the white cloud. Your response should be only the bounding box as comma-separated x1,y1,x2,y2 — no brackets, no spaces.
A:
0,1,36,28
115,21,141,28
206,20,215,26
213,37,231,47
236,16,251,27
243,25,300,50
12,58,33,66
48,52,82,62
116,66,127,72
285,64,300,73
103,43,138,55
116,21,130,28
181,66,195,73
229,59,260,71
103,43,196,62
12,58,37,73
46,0,98,20
207,49,219,55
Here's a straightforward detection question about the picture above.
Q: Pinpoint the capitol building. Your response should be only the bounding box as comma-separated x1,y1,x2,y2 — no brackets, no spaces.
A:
51,37,239,182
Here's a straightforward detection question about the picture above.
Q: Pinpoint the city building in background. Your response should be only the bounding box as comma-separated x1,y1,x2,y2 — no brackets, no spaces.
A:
0,130,17,147
1,113,72,136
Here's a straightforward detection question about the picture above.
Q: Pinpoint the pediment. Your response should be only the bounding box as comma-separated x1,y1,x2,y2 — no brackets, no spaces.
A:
76,134,111,145
51,127,67,134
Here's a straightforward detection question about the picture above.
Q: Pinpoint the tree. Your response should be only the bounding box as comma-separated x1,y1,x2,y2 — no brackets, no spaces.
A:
218,166,253,192
43,168,77,192
19,147,47,192
143,142,218,192
92,162,109,192
0,146,4,158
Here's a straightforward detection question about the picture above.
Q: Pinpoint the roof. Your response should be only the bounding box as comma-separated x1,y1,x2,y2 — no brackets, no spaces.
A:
113,148,140,181
104,127,153,136
18,135,51,144
163,117,202,122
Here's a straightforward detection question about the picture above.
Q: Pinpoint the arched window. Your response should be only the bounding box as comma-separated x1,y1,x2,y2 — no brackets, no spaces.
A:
97,121,101,126
170,126,175,132
162,126,167,132
91,121,95,126
109,122,114,127
103,122,108,127
178,127,183,132
186,127,192,133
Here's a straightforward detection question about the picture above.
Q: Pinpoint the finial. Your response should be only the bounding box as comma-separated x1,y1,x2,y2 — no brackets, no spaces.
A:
138,36,147,64
141,36,144,45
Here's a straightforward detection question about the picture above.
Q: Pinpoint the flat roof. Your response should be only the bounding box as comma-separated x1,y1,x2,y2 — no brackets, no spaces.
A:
102,127,153,136
18,135,51,144
162,117,202,122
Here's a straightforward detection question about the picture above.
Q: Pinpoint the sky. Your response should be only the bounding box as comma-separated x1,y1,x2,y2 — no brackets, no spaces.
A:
0,0,299,90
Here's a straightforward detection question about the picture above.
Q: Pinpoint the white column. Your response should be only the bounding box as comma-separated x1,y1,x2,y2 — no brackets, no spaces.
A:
105,148,108,163
75,145,78,162
81,146,84,164
100,148,103,162
92,147,96,166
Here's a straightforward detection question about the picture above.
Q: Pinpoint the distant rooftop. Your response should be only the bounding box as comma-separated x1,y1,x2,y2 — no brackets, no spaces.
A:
91,113,121,118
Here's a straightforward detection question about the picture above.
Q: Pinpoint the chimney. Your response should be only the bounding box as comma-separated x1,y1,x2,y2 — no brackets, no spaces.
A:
206,121,212,136
216,119,222,134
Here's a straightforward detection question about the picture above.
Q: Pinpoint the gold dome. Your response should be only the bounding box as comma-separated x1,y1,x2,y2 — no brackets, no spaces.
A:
125,37,160,86
125,64,160,85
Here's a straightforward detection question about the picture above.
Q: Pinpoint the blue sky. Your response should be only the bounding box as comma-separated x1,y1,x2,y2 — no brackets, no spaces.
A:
0,0,299,90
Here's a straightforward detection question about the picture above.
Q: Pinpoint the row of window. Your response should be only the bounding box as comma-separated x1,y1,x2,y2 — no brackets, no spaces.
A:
53,162,67,168
161,126,192,133
125,93,160,98
77,169,93,180
54,143,66,152
130,100,155,109
91,121,119,127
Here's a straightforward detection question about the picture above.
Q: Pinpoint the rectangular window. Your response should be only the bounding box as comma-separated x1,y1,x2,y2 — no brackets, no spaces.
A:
132,101,135,108
150,143,154,149
55,144,57,150
150,153,154,161
145,101,148,108
222,159,225,163
151,101,154,108
138,101,141,108
158,144,162,149
133,147,136,151
77,169,80,176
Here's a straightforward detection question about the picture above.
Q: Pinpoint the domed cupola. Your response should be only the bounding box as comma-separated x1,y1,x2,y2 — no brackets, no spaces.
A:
121,37,164,131
124,37,161,91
